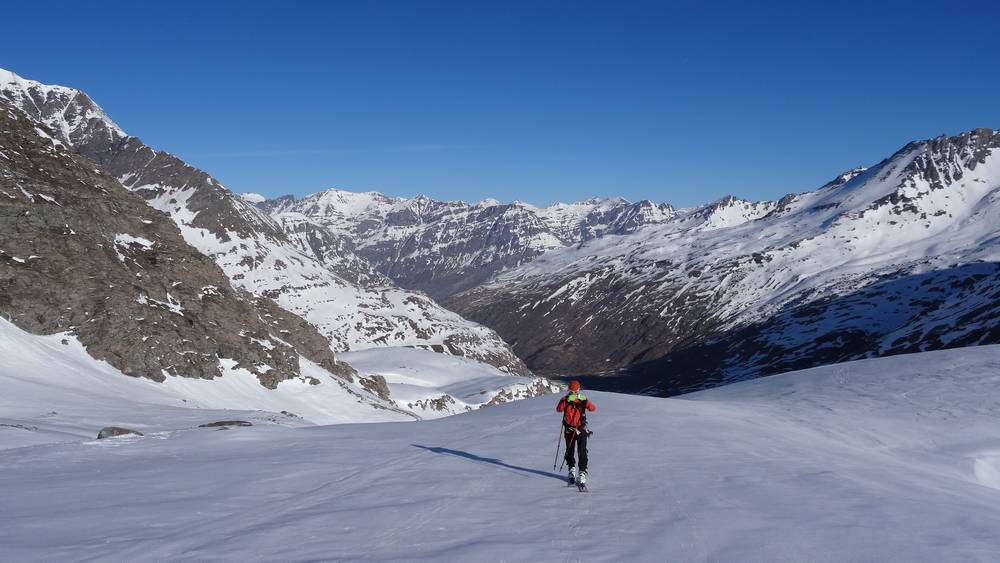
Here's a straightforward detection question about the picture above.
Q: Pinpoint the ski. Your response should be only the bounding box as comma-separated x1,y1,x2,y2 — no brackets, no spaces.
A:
577,483,589,493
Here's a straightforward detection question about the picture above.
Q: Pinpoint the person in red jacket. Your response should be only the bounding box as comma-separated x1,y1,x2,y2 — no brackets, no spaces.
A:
556,380,596,485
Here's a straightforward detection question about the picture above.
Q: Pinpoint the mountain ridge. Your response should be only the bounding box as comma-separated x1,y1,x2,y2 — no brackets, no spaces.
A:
0,68,557,421
260,188,679,298
447,127,1000,390
0,67,531,376
249,128,1000,392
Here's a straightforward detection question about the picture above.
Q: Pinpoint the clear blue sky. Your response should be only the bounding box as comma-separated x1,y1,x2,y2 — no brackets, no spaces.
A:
4,0,999,207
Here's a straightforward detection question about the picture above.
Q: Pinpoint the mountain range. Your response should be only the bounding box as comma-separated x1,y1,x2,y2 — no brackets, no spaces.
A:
3,66,999,401
0,68,551,419
260,191,675,299
254,131,1000,395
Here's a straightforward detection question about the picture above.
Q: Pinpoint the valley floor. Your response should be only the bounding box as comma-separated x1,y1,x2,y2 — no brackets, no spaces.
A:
3,347,1000,561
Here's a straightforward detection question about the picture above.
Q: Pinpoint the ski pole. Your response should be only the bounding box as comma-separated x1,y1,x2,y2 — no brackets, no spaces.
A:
552,423,564,470
558,428,578,472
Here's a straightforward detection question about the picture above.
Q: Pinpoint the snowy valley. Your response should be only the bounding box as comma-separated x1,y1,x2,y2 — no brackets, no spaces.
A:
252,129,1000,397
4,326,1000,560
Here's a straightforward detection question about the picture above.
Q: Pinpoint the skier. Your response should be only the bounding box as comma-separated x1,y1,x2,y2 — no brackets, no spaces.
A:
557,380,596,487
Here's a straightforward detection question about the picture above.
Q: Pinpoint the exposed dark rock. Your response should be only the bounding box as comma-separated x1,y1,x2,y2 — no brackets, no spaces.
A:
359,375,391,401
408,394,457,412
97,426,143,439
199,420,253,428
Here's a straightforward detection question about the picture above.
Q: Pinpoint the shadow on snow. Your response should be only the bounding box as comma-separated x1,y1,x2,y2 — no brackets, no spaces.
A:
412,444,566,481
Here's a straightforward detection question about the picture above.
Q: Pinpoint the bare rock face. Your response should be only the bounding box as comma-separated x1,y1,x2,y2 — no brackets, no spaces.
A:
251,296,356,382
0,101,347,388
614,262,1000,396
359,374,391,401
97,426,143,439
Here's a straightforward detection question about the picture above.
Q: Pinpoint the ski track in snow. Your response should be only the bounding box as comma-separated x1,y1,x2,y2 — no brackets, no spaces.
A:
3,347,1000,561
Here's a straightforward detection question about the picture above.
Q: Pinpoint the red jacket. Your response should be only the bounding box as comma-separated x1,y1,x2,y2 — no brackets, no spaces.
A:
557,394,596,428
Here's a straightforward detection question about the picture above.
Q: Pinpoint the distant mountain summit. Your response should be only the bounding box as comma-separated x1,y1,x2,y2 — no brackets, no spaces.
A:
261,190,675,298
446,128,1000,391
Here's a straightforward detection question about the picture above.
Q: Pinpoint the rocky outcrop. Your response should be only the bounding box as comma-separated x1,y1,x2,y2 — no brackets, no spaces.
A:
97,427,143,439
0,101,348,388
359,375,391,401
199,420,253,428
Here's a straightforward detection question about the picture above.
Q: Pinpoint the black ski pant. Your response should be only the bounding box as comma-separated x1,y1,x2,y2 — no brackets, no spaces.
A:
563,426,588,473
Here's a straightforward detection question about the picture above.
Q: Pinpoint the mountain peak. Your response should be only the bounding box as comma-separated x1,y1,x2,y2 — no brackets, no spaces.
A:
0,69,127,142
0,68,25,85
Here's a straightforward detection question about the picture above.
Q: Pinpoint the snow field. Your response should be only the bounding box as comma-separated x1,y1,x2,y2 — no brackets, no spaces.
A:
342,347,558,418
3,342,1000,560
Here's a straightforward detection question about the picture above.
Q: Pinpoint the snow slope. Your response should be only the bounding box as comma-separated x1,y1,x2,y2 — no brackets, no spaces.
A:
3,345,1000,561
342,347,558,419
0,317,559,438
0,319,412,449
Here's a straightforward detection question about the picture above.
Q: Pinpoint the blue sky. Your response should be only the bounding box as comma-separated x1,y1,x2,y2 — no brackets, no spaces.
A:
5,0,999,207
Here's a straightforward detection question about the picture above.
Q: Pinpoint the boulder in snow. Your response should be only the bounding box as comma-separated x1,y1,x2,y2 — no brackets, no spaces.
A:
198,420,253,428
96,426,143,439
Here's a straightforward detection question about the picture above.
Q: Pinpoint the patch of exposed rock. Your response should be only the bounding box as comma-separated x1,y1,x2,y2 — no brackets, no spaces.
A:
407,395,458,413
97,426,143,439
359,374,391,401
199,420,253,428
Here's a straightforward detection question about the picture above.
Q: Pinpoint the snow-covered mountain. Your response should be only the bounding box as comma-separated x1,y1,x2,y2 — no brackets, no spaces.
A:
0,68,531,376
0,99,355,389
4,342,1000,560
1,97,547,420
449,130,1000,391
261,189,675,299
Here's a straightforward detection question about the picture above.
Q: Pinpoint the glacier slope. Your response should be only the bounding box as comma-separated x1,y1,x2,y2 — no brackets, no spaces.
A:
2,345,1000,561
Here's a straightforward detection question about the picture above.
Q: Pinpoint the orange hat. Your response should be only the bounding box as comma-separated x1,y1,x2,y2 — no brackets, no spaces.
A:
568,380,581,392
